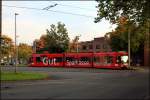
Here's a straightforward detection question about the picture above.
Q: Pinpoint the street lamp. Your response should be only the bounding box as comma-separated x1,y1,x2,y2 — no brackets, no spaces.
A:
15,13,19,73
76,35,81,53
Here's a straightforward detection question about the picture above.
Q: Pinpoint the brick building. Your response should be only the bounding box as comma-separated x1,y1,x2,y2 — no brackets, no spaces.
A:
79,37,111,52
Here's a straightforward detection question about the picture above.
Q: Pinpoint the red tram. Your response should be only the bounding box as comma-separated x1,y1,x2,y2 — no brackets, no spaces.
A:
29,52,128,69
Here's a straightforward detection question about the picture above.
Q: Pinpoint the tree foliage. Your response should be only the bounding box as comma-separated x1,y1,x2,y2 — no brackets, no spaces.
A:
36,22,70,53
34,35,47,53
95,0,149,66
0,35,33,65
68,36,80,52
95,0,150,47
0,35,14,60
18,43,32,64
95,0,150,24
105,17,145,52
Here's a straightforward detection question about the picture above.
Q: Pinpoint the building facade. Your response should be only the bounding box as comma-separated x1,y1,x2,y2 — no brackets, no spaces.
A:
79,37,111,52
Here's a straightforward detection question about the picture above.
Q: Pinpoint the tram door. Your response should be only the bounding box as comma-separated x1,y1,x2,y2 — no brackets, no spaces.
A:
93,53,105,68
93,53,114,68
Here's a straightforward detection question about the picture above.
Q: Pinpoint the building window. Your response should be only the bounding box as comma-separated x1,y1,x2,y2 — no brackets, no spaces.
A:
82,45,87,50
89,45,93,49
103,44,106,49
96,44,100,49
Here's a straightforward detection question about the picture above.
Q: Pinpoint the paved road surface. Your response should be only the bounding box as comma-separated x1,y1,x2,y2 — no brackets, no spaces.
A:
1,67,149,99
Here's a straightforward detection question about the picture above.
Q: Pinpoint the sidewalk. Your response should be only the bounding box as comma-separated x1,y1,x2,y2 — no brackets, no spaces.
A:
129,66,149,72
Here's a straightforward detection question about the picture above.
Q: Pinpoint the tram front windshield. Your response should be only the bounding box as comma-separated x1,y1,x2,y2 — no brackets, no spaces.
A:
117,55,128,64
121,56,128,64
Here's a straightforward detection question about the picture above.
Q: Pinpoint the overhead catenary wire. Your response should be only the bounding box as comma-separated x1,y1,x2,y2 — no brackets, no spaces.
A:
2,4,95,18
42,3,58,10
50,1,96,11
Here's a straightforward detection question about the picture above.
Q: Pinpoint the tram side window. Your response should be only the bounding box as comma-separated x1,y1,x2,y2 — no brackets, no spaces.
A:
36,57,42,63
103,56,108,64
94,56,110,65
54,57,63,63
107,56,113,64
94,56,100,64
66,57,74,61
66,57,77,64
117,56,128,64
117,56,122,64
79,57,91,63
101,56,113,64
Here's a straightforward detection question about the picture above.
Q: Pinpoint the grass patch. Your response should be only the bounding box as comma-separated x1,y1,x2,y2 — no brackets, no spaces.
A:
1,71,48,81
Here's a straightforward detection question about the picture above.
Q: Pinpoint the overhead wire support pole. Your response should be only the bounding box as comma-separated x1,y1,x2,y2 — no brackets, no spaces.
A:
92,36,95,68
128,22,131,68
76,35,81,53
15,13,19,73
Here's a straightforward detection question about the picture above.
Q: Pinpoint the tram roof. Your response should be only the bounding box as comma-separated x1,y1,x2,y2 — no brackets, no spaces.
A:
32,52,127,57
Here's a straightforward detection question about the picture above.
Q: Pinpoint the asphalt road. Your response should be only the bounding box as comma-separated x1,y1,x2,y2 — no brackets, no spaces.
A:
1,66,149,99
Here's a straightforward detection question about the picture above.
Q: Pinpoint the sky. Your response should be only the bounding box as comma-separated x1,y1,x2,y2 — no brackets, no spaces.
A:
2,1,116,45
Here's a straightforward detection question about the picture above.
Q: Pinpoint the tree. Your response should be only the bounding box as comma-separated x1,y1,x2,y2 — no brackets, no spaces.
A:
95,0,149,24
95,0,149,48
0,35,14,64
105,17,145,65
18,43,32,64
68,36,80,52
35,35,47,53
34,22,70,53
44,22,70,53
95,0,150,66
106,18,144,51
